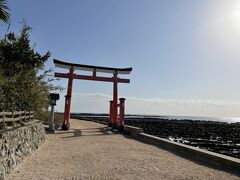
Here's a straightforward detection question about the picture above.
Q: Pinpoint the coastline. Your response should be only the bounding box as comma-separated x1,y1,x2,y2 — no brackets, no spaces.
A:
69,113,240,159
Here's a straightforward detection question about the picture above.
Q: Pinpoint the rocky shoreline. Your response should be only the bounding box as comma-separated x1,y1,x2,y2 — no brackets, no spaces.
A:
125,118,240,159
72,114,240,159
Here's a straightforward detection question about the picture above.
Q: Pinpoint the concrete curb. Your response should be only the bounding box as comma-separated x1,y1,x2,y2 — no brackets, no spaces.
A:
124,125,143,137
124,125,240,176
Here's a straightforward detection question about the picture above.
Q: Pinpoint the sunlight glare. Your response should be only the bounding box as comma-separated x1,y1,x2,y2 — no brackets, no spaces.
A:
231,9,240,28
207,1,240,56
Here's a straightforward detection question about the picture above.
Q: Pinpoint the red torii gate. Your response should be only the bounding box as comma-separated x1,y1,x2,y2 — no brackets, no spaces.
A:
53,59,132,130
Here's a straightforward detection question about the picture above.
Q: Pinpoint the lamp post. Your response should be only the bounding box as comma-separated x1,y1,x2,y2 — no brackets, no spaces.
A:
49,93,60,133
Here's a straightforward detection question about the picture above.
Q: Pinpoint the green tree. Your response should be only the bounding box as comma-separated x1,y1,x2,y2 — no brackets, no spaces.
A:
0,24,58,112
0,0,10,23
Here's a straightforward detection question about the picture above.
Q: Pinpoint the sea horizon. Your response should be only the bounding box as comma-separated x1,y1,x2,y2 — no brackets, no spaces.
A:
66,112,240,123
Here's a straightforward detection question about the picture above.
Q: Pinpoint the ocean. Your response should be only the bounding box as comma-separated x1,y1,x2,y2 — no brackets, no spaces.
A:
72,113,240,123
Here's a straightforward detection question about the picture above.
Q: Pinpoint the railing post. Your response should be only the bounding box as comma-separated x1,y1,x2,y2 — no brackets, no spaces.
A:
1,111,4,128
29,111,31,120
119,98,125,130
24,110,26,121
109,100,113,126
12,111,15,127
32,111,34,120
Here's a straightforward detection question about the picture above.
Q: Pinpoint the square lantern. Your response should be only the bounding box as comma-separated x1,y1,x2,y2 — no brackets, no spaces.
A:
50,93,60,106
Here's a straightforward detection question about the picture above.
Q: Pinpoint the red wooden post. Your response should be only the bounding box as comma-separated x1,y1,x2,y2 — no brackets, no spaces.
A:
112,71,118,128
109,100,113,126
62,67,74,130
119,98,125,128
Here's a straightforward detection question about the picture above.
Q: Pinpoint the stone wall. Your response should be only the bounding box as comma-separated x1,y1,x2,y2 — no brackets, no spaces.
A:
0,120,45,179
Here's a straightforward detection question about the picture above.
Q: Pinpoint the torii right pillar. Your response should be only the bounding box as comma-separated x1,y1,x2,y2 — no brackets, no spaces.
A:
119,98,125,129
111,71,126,129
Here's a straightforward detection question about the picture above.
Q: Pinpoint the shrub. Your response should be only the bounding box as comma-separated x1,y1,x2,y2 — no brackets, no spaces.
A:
0,23,59,114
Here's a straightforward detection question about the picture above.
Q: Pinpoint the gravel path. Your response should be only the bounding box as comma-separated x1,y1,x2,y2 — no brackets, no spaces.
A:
7,119,239,180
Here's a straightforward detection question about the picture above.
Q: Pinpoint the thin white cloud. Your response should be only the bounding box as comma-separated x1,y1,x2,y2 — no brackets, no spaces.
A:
56,92,240,118
72,92,240,106
73,92,112,98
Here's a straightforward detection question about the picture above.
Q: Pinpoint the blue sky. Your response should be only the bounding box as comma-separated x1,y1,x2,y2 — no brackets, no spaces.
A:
2,0,240,117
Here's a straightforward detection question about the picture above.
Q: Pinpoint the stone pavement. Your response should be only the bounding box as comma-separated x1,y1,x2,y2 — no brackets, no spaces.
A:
6,119,239,180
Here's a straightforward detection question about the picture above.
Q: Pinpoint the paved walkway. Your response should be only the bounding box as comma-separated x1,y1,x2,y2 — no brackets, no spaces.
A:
7,119,239,180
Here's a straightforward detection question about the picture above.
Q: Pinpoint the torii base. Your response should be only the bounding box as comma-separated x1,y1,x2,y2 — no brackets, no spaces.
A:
61,123,70,130
111,123,118,129
118,125,124,132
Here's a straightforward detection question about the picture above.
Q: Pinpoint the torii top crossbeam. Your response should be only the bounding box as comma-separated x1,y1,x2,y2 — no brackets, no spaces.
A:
54,59,132,83
54,59,132,74
53,59,132,130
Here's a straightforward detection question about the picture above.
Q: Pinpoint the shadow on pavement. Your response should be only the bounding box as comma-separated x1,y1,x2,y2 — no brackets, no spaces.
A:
58,127,118,138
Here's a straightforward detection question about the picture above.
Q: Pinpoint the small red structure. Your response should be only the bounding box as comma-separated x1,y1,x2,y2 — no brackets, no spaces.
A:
54,59,132,130
119,98,125,127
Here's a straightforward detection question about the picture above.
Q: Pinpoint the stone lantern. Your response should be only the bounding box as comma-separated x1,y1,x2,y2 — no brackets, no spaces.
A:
49,93,60,133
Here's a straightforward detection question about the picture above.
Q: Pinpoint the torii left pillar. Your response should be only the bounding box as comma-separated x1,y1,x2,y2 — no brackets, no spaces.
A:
62,67,74,130
112,71,118,128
